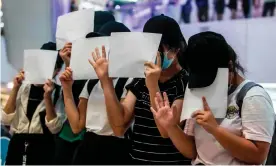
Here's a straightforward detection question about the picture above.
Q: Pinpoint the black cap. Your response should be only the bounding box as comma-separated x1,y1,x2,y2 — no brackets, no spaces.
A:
186,31,229,89
143,14,186,49
40,42,56,51
86,21,130,38
40,42,63,69
94,11,115,32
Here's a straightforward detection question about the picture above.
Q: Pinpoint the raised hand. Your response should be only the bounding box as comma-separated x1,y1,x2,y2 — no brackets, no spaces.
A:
144,52,162,91
192,97,219,134
59,42,72,67
13,70,25,88
150,92,179,130
59,67,74,89
43,79,54,98
88,45,109,80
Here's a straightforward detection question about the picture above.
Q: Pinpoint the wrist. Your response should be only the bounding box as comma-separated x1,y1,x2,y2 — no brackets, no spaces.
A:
148,83,159,93
167,124,179,137
210,125,222,137
44,92,52,99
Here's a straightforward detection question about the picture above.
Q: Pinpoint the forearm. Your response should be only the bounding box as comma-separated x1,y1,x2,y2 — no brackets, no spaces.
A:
212,126,265,164
63,87,81,132
44,95,57,122
4,86,20,114
168,125,197,159
149,87,168,138
101,78,127,129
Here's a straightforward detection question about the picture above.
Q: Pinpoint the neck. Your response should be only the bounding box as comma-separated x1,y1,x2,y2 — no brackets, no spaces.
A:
159,63,182,83
233,73,245,87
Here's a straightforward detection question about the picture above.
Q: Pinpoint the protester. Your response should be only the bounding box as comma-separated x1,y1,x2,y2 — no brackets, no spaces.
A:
181,0,192,24
242,0,252,18
151,31,275,165
59,21,132,165
90,15,190,164
53,11,115,165
2,42,64,165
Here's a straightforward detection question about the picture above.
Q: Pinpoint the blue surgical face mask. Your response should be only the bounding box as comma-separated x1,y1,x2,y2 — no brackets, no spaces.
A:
161,51,174,70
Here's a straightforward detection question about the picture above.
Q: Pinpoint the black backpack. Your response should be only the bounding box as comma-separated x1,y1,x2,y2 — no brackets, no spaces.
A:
235,82,276,165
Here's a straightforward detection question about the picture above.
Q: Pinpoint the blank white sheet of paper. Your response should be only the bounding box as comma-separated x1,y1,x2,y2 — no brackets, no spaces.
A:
70,37,110,80
181,68,228,120
56,9,95,50
24,50,58,84
108,32,162,78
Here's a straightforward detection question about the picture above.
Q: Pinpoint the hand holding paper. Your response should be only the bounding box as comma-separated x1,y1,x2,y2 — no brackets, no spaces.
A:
109,32,162,78
191,97,219,134
13,70,25,88
144,52,162,90
59,67,74,89
24,50,58,85
70,37,109,80
59,42,72,67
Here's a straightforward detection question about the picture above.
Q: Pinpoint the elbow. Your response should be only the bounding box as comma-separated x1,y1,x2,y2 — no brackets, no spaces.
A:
247,155,267,165
180,149,197,160
112,126,126,137
72,127,82,134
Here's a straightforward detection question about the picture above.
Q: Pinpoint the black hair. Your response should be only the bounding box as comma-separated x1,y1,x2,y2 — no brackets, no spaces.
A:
54,55,64,71
227,44,245,75
40,42,64,71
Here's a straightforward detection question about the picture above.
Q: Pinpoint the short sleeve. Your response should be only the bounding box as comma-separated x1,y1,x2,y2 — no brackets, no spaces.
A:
242,95,275,143
79,80,89,99
174,74,188,101
125,78,143,98
184,119,195,136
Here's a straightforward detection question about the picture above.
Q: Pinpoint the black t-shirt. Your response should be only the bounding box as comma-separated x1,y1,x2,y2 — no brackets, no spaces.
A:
126,69,190,165
26,85,45,121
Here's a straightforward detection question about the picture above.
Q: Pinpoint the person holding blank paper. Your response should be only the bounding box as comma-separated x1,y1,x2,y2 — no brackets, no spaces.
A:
60,21,132,165
2,42,64,165
53,11,116,165
91,15,191,164
151,32,275,165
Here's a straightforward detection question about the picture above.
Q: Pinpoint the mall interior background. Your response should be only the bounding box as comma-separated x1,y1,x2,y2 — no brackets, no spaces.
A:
0,0,276,121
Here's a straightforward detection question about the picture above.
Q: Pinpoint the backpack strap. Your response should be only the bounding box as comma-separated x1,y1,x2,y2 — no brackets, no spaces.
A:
115,78,128,99
236,82,263,117
87,79,99,96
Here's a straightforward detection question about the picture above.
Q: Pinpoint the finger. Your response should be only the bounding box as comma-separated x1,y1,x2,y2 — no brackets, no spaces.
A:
156,52,161,67
88,58,96,68
163,92,170,107
202,97,210,111
92,52,98,62
150,107,158,117
156,92,164,107
144,62,155,69
154,97,160,110
191,110,204,118
102,45,107,59
64,44,72,49
95,47,101,59
196,119,204,125
195,115,205,121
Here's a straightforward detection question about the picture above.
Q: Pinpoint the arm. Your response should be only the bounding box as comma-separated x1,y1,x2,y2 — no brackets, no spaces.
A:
167,125,197,159
101,78,136,136
2,71,24,125
193,96,274,165
60,68,87,134
212,126,270,164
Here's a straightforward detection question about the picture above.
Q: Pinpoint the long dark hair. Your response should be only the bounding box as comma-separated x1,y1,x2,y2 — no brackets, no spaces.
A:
227,44,245,75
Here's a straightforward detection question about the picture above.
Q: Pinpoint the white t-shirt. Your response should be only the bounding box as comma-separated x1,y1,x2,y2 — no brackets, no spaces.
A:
184,80,275,165
79,78,132,136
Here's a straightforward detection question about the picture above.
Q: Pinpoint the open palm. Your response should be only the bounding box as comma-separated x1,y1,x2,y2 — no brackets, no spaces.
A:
89,46,109,80
151,92,179,130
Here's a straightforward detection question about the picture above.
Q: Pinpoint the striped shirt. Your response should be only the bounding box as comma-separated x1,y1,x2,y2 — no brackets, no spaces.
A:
126,70,191,164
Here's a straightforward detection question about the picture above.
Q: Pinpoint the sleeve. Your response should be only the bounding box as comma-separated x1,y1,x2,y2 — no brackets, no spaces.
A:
242,95,275,143
125,78,143,98
1,110,16,125
183,119,195,136
174,75,188,101
121,78,134,99
79,80,90,99
45,93,67,134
